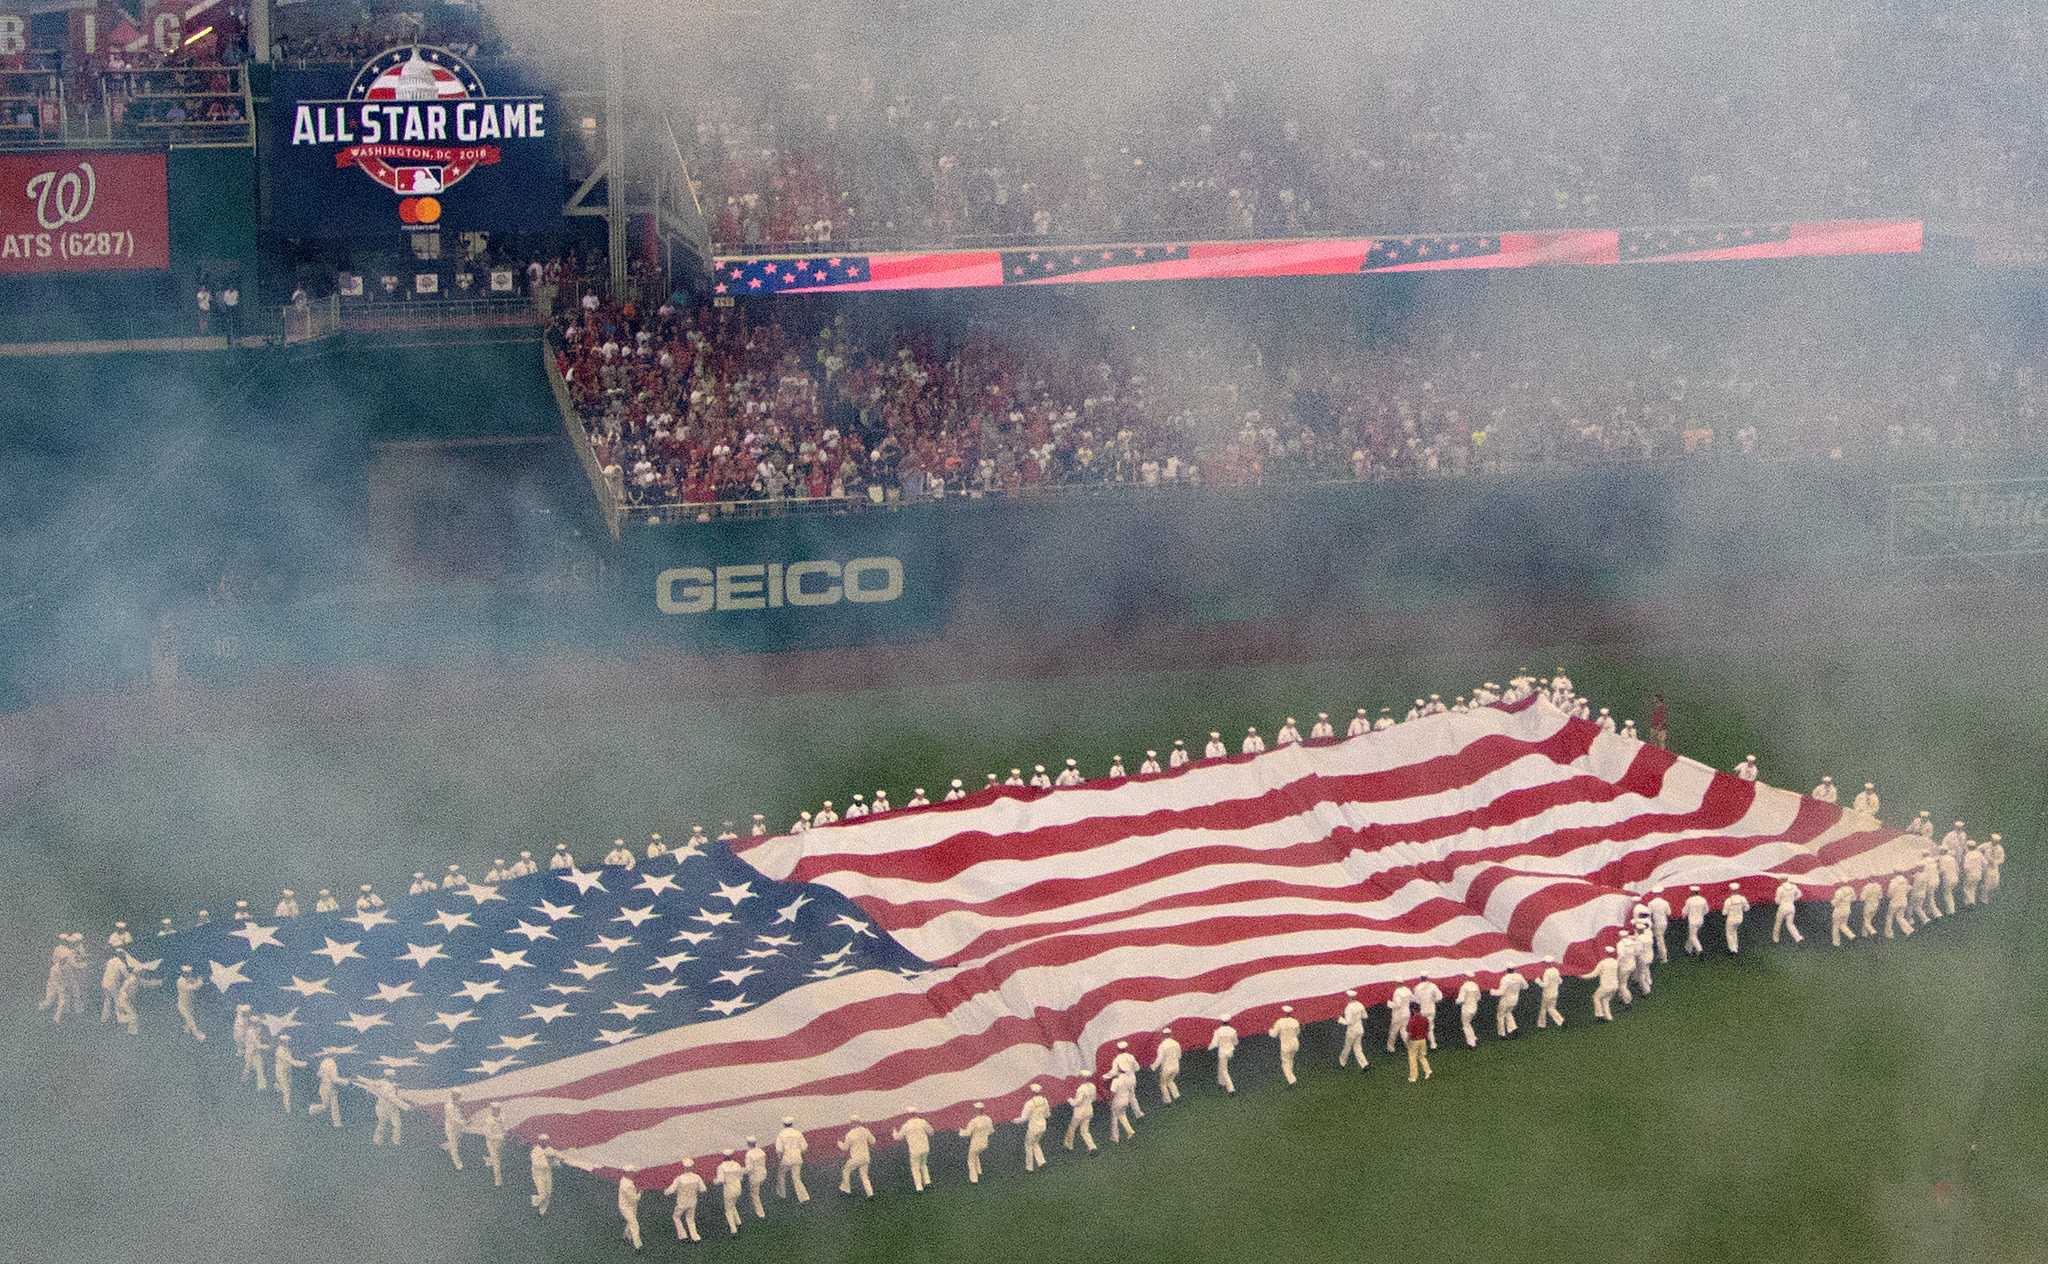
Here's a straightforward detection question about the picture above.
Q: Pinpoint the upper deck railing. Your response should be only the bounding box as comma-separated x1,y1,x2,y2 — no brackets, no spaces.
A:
0,65,253,151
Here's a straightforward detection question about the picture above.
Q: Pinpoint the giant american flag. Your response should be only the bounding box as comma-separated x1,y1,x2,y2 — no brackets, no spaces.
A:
151,693,1923,1189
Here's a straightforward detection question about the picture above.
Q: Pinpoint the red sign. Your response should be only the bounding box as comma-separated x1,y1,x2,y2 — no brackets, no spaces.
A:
0,152,170,274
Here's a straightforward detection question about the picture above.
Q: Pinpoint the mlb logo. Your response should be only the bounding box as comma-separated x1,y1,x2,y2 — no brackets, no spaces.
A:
394,166,444,194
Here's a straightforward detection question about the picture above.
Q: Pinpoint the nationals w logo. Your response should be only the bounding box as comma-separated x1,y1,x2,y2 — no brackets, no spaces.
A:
25,162,95,231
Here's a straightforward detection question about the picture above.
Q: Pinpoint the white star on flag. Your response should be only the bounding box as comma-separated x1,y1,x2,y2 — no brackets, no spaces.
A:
612,906,660,927
593,1027,640,1046
342,908,394,931
506,920,557,942
457,884,504,905
587,934,636,954
528,897,577,925
281,976,333,997
256,1008,300,1036
429,1009,478,1033
491,1033,543,1051
669,929,716,945
713,967,760,987
637,980,686,999
413,1039,454,1055
522,1003,575,1024
396,943,449,968
772,894,812,923
700,995,750,1016
469,1056,522,1076
425,910,477,934
376,1055,421,1069
711,881,755,906
368,981,418,1004
311,937,364,965
454,980,504,1002
648,951,695,972
603,1002,654,1022
830,915,875,937
336,1011,391,1033
482,948,534,971
689,909,733,927
208,959,252,992
557,867,607,895
632,873,679,896
230,923,283,950
562,960,613,981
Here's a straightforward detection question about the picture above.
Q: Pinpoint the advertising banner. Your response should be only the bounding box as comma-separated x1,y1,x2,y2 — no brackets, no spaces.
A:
1889,477,2048,559
267,45,561,236
621,511,955,652
618,461,1955,654
0,151,170,273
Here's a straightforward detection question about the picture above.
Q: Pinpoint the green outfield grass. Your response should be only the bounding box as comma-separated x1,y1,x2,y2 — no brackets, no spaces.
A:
6,586,2046,1264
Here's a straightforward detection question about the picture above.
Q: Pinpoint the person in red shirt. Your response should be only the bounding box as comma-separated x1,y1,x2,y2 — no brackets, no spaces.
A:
1404,1009,1433,1082
1650,693,1669,749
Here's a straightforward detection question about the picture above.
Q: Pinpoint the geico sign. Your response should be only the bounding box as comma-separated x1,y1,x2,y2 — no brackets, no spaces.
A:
656,558,904,614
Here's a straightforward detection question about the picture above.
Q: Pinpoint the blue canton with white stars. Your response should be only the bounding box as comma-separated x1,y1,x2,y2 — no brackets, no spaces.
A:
714,256,873,295
155,842,928,1086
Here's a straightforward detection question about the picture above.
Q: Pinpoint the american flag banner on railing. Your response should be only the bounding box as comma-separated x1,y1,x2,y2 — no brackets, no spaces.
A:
711,220,1923,293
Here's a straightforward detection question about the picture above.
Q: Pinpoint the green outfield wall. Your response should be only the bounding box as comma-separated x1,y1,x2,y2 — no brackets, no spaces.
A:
0,145,259,342
613,458,2025,652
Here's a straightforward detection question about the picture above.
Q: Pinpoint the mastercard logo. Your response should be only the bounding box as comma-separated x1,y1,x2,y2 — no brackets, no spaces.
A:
398,196,442,224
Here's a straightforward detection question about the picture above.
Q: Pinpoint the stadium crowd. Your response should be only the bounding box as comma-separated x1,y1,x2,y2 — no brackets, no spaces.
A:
0,2,494,147
686,2,2047,252
0,61,252,146
267,7,498,67
552,288,2048,509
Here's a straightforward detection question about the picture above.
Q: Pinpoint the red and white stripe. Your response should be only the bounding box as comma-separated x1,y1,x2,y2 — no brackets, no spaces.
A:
362,65,471,101
469,698,1920,1183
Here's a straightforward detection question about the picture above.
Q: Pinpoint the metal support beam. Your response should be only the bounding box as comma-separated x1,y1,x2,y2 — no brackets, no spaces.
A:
661,113,712,270
603,1,627,300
